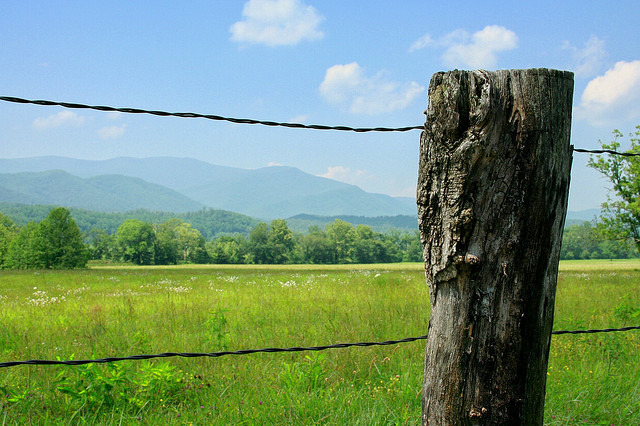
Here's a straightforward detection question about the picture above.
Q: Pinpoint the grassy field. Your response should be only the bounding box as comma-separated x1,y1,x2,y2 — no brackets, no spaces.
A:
0,260,639,424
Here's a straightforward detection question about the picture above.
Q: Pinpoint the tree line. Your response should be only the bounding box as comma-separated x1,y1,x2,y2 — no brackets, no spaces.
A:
560,221,638,260
1,207,638,270
0,208,423,269
88,217,424,266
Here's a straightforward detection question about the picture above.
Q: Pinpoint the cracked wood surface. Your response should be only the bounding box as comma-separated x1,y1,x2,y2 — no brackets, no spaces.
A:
418,69,574,425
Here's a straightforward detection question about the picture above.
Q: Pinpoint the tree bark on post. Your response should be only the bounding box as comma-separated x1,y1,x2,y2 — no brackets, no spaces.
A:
418,69,574,424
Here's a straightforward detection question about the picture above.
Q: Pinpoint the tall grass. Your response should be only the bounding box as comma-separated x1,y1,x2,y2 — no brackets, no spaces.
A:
0,261,638,424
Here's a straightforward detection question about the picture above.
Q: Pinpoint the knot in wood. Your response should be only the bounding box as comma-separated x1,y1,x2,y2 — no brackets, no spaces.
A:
454,208,474,235
469,406,488,418
454,253,480,266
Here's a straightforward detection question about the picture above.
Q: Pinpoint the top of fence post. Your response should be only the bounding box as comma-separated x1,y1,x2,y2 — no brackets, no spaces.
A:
418,68,574,424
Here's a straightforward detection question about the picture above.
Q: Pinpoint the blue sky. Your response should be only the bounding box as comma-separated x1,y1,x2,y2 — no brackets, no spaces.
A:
2,1,640,211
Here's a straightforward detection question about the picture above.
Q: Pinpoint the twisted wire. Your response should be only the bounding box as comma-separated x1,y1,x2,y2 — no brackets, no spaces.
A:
0,335,428,368
1,325,639,368
550,325,640,335
573,148,640,157
0,96,423,133
4,96,640,156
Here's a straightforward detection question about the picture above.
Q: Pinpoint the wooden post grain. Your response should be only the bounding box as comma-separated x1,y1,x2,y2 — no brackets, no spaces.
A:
418,69,574,424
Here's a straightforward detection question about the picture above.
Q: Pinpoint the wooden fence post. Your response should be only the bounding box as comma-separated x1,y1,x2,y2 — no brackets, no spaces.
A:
418,69,574,424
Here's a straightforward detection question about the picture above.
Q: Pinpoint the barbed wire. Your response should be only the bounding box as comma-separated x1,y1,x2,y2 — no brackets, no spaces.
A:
550,325,640,335
1,96,639,368
573,148,640,157
0,96,423,133
3,96,640,157
1,325,639,368
0,335,428,368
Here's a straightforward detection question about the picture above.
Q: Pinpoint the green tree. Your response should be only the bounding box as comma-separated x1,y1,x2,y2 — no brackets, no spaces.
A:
400,231,423,262
85,228,116,261
248,222,270,264
354,225,391,263
38,207,88,268
560,221,638,260
326,219,356,263
207,234,249,264
288,232,306,264
5,222,46,269
0,212,19,268
588,126,640,250
115,219,155,265
560,222,598,259
267,219,294,264
154,220,180,265
174,220,209,263
300,226,334,264
5,208,87,269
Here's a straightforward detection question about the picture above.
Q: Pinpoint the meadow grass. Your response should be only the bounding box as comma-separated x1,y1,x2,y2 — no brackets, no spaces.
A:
0,261,638,424
558,258,640,272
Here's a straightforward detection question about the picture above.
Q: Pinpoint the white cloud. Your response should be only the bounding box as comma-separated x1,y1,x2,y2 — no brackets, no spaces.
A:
98,124,126,139
32,110,84,129
267,161,283,166
230,0,324,47
408,34,434,52
410,25,517,69
318,165,372,186
562,36,607,77
319,62,424,115
577,60,640,125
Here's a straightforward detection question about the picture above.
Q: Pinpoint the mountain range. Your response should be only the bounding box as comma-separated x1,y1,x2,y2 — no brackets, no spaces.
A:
0,170,204,213
0,156,601,227
0,156,416,219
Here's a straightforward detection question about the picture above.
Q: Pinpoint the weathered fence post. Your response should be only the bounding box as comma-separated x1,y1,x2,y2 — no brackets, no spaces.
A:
418,69,574,424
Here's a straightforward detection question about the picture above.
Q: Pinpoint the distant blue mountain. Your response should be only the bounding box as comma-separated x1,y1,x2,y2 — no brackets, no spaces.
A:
565,209,600,222
0,156,417,218
0,170,204,213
